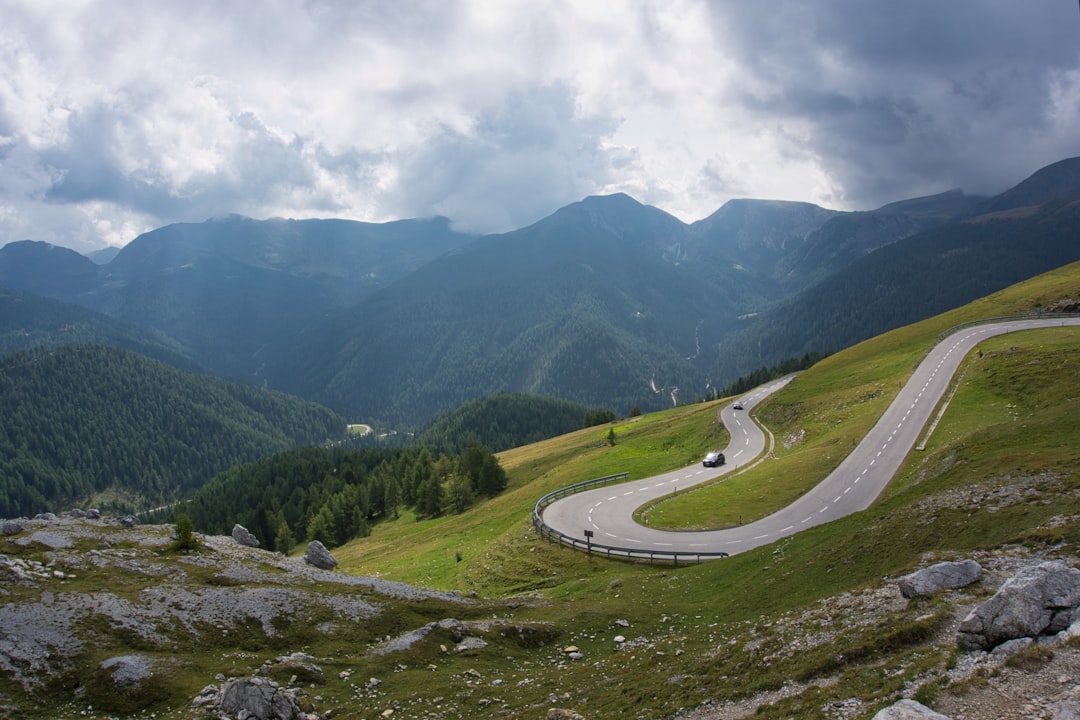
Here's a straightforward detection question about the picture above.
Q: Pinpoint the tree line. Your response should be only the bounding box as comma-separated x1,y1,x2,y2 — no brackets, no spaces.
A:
717,351,828,398
179,443,508,552
415,391,619,454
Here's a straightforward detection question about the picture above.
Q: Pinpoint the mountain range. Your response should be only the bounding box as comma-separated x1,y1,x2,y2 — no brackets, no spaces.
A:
2,156,1079,427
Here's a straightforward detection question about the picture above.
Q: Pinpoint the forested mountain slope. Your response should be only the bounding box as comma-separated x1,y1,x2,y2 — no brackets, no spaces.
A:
414,392,595,453
272,194,748,424
0,344,344,517
0,285,195,367
976,155,1080,214
711,191,1080,380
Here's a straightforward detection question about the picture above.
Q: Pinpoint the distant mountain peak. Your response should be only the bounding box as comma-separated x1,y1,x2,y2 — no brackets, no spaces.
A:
0,238,96,262
206,213,254,223
0,239,102,297
579,191,639,205
690,198,840,258
717,197,825,212
551,192,679,225
978,156,1080,215
871,188,979,222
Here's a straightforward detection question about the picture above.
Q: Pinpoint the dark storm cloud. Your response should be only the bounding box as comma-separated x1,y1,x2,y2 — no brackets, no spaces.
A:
2,1,1078,251
708,1,1080,206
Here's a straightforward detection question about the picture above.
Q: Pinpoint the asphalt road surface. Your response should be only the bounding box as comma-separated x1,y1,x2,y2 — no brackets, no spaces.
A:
540,317,1080,558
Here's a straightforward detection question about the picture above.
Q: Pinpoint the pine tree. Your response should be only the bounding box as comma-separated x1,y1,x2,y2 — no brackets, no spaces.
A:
445,473,475,515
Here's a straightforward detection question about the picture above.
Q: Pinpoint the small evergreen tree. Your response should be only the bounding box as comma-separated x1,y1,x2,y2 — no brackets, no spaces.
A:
476,453,508,496
173,513,198,552
307,505,334,546
273,521,294,555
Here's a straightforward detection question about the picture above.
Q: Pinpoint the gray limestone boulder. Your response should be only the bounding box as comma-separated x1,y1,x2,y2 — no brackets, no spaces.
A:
872,699,951,719
989,636,1034,661
304,540,338,570
547,710,586,720
898,560,982,598
232,523,261,548
220,677,302,720
0,520,23,536
1048,697,1080,720
957,560,1080,650
100,655,152,688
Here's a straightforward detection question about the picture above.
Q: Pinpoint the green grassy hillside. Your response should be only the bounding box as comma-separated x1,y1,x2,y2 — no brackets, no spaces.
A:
316,261,1080,717
338,260,1080,592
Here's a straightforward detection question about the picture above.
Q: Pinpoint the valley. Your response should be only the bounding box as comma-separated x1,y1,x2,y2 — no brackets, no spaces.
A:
1,269,1078,717
0,160,1079,719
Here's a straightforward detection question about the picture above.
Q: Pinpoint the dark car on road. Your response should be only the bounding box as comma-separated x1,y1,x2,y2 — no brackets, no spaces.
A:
703,451,725,467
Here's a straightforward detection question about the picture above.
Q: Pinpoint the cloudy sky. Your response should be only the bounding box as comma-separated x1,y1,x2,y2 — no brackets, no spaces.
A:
2,1,1078,253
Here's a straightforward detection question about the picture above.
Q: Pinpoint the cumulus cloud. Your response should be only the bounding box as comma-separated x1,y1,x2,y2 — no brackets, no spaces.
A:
386,83,621,232
0,0,1077,253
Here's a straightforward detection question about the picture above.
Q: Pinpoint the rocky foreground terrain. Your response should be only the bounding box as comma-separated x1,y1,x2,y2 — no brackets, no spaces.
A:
685,552,1080,720
0,511,554,719
1,512,1079,719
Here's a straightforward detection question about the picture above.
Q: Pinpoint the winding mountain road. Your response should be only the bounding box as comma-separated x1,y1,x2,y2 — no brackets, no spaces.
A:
539,317,1080,558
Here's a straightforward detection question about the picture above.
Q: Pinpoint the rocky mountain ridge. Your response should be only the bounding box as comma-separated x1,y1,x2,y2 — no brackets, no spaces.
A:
1,157,1075,429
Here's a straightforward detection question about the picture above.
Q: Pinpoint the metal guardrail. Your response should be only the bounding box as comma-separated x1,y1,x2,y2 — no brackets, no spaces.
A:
532,472,731,565
934,312,1080,343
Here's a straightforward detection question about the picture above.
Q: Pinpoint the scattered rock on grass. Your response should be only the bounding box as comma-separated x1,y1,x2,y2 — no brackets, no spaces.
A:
872,698,951,719
304,541,337,570
219,676,304,720
100,655,152,688
897,559,982,598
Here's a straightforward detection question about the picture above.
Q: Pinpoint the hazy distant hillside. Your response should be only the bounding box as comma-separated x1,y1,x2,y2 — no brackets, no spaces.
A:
976,155,1080,214
713,191,1080,380
0,344,344,517
0,285,196,368
0,240,102,298
773,189,983,292
106,214,473,307
0,216,477,384
687,199,840,285
87,245,121,264
272,194,753,425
